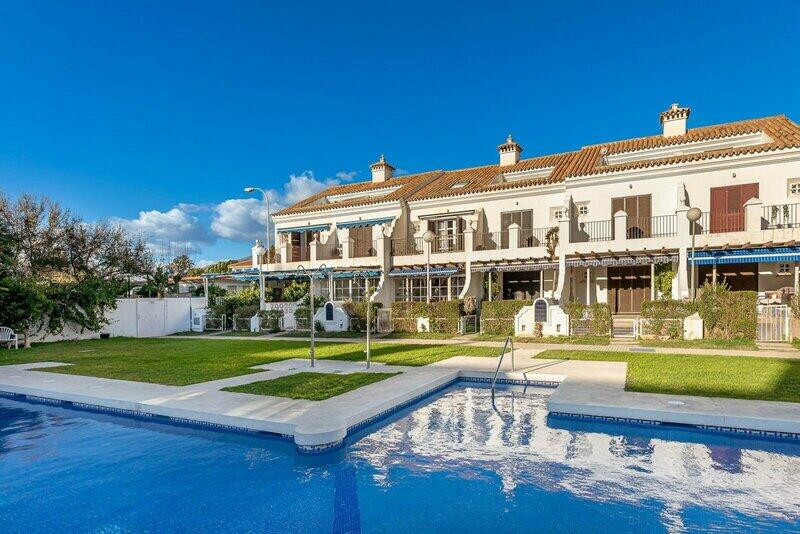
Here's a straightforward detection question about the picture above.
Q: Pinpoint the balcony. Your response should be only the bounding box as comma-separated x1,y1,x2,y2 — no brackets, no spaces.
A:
474,230,507,251
350,239,378,258
626,214,677,239
572,220,613,243
762,203,800,229
391,237,423,255
287,246,311,262
316,241,342,260
474,227,555,250
696,211,745,234
432,233,464,253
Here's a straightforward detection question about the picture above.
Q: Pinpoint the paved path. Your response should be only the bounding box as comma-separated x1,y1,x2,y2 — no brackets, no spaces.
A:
169,333,800,360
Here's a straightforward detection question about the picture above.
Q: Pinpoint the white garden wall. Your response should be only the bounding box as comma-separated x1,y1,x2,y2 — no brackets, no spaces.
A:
32,297,208,342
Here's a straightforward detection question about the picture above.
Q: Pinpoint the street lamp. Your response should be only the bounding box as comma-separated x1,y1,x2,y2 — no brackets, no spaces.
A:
422,230,435,303
355,272,374,369
296,263,328,367
244,187,272,264
686,207,702,301
252,241,266,310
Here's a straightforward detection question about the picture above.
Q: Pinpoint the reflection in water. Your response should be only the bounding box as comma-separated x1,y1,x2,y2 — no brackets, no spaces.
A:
350,385,800,531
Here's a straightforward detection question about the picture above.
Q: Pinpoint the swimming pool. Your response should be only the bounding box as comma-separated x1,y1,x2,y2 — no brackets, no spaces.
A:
1,384,798,532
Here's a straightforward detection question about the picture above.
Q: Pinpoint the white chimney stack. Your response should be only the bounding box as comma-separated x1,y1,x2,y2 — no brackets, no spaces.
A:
370,154,394,183
660,103,691,137
498,135,523,166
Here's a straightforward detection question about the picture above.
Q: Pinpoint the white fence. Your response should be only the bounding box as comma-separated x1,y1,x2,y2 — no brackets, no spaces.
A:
33,297,208,342
757,304,790,342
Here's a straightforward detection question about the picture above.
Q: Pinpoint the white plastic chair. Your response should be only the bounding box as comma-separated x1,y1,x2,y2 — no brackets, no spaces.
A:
0,327,19,349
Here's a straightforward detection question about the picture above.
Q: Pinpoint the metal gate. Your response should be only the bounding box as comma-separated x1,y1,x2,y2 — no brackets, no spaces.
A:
757,305,790,342
377,309,392,333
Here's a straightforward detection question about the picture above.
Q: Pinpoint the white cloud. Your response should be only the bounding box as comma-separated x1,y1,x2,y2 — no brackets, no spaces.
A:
111,207,215,255
335,170,358,181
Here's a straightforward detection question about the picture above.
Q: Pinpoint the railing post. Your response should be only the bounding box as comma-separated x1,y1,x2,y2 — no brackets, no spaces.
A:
342,236,352,260
613,210,627,242
310,237,319,262
508,223,520,250
463,223,475,254
744,197,763,231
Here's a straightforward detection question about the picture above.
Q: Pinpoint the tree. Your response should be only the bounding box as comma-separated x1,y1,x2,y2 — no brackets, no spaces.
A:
169,254,194,284
0,192,152,347
138,266,173,298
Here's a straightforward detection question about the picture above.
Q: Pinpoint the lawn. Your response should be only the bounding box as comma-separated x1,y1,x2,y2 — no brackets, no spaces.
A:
637,338,759,350
0,338,497,386
537,349,800,403
475,334,611,345
380,332,455,340
276,331,365,339
223,371,399,400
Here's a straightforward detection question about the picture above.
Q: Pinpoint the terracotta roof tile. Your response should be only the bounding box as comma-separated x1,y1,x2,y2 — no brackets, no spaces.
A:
275,115,800,213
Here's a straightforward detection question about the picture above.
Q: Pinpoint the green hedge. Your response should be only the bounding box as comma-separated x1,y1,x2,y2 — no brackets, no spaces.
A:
480,300,532,336
564,302,612,336
696,283,757,339
342,301,382,332
640,300,695,339
391,301,431,332
429,300,463,334
294,306,310,330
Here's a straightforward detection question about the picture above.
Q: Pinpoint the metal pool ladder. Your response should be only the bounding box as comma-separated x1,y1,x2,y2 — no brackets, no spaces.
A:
491,336,515,396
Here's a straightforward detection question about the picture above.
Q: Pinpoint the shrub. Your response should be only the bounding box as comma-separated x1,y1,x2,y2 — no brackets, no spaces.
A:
315,320,325,332
294,306,311,329
480,300,532,336
696,282,757,339
258,309,284,332
342,300,382,332
640,299,696,339
210,286,260,317
653,263,676,299
282,280,309,302
391,301,431,332
429,300,463,334
564,301,611,336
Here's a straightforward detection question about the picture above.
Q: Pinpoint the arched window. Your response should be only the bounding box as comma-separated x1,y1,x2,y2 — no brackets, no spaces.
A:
533,298,548,323
325,302,334,321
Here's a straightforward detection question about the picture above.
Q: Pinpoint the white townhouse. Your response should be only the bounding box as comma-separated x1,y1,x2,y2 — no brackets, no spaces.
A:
235,104,800,331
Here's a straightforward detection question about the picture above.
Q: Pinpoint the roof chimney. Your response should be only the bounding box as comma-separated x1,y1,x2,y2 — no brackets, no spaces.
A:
370,154,394,183
498,135,522,166
660,103,691,137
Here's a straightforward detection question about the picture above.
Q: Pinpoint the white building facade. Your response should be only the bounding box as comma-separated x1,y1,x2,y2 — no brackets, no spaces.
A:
237,104,800,323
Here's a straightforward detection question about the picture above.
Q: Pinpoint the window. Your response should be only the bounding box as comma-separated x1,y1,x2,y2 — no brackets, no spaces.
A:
533,299,548,323
395,278,410,301
411,278,427,301
779,263,792,275
578,204,589,216
351,277,379,301
500,210,533,230
450,275,465,299
451,181,468,189
334,279,350,301
551,208,564,222
789,180,800,196
325,303,334,321
430,277,448,301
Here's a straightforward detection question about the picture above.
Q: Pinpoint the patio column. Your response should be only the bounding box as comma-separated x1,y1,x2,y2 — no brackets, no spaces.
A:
585,267,591,304
795,264,799,294
539,270,544,298
650,262,656,300
712,263,717,288
744,197,763,232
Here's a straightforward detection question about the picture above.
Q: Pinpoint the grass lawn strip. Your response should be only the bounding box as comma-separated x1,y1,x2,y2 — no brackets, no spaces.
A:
223,371,400,400
637,338,759,350
537,349,800,403
277,331,365,339
0,338,497,386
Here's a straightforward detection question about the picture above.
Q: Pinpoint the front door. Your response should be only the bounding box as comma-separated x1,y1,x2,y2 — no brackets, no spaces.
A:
607,266,651,314
611,195,652,238
710,183,758,233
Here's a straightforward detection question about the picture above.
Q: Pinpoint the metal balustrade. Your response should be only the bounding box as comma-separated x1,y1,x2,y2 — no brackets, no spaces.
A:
431,233,464,253
573,220,613,242
474,231,507,251
695,210,745,234
316,241,342,260
626,214,677,239
762,203,800,229
391,237,423,255
350,239,378,258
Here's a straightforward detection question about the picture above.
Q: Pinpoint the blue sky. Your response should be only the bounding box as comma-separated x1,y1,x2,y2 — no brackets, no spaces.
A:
1,1,799,263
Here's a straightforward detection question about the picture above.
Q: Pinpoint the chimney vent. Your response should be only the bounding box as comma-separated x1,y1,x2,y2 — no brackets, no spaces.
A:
498,134,523,166
660,103,691,137
370,154,394,183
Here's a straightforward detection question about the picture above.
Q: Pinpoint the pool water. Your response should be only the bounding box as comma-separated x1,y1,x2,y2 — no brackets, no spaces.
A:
1,384,799,533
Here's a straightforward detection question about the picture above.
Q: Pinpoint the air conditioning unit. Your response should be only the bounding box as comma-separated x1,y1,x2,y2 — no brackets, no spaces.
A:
192,309,208,332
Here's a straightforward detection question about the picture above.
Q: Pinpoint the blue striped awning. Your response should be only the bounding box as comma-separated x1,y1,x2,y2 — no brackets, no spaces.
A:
231,269,328,281
332,270,381,279
690,247,800,266
276,224,330,234
566,254,677,268
337,217,394,229
388,267,459,277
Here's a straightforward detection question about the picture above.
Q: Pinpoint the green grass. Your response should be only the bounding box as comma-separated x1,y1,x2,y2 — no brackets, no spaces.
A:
638,338,759,350
223,371,400,400
537,349,800,403
475,334,611,345
381,332,455,340
276,330,365,339
0,338,497,386
225,331,269,337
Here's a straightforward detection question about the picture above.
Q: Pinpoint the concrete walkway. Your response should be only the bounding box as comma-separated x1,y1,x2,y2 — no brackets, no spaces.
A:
171,333,800,360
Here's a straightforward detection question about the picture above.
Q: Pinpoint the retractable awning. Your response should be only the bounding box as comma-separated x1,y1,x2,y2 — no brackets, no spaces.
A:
388,266,460,277
276,224,330,234
566,254,677,268
472,262,558,273
332,269,382,278
690,247,800,266
336,217,394,229
230,268,380,281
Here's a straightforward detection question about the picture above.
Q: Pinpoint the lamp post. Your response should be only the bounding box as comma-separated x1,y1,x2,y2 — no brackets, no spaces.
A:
244,186,272,263
356,272,374,369
686,207,702,301
252,241,266,310
422,230,435,303
297,263,328,367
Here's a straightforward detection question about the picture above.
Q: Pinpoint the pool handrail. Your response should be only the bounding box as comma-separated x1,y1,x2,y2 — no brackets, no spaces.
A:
491,336,515,395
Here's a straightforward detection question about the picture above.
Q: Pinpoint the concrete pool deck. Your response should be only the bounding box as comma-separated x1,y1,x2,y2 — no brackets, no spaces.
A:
0,353,798,450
